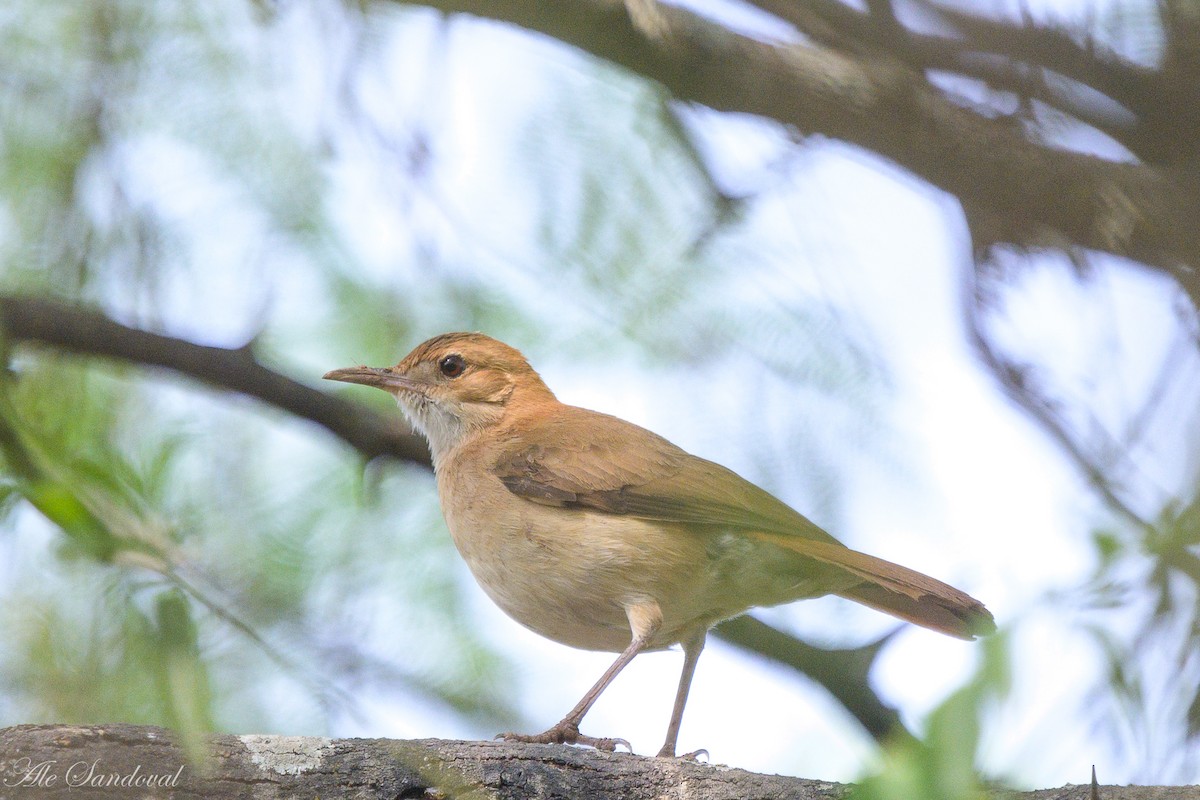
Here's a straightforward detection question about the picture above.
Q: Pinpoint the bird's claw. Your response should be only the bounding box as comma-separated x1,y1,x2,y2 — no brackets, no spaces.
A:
656,746,709,761
595,736,632,753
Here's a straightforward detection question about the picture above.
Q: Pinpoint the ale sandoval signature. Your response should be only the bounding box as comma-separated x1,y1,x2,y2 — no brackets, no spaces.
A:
3,757,185,789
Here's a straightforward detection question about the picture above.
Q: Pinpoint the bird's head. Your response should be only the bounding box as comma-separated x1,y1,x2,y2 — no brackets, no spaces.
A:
324,332,555,461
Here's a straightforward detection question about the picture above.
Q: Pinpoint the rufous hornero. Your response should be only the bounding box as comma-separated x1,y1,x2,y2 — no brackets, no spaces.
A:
324,332,994,757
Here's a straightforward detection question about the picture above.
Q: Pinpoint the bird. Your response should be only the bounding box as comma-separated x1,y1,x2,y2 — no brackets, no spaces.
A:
323,332,994,757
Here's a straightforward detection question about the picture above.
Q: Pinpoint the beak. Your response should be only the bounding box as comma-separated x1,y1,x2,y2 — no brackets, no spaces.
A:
322,365,425,394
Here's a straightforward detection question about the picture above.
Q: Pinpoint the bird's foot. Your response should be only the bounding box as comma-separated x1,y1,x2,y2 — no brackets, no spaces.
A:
496,721,631,753
655,746,709,761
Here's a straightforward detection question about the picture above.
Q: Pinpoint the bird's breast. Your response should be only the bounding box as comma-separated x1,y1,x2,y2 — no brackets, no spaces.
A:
434,461,737,652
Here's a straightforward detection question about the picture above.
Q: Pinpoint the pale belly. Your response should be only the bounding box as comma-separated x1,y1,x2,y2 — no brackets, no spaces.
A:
438,473,837,652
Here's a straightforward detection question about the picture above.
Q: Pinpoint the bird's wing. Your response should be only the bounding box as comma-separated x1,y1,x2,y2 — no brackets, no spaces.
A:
491,405,839,545
492,405,995,640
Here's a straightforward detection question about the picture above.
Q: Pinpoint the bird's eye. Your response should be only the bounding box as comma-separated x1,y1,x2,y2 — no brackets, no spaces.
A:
438,354,466,378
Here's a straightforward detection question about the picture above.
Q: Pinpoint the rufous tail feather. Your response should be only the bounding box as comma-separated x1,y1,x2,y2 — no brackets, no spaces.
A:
746,531,995,640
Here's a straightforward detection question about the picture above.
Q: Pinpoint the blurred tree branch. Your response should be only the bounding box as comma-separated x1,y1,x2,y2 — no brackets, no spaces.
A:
393,0,1200,309
0,294,911,744
0,296,430,466
714,616,907,743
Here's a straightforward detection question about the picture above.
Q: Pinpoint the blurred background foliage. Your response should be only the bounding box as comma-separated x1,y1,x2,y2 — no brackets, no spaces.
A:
1,0,1198,790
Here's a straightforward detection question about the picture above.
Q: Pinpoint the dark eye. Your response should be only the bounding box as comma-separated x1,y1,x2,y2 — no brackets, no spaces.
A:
438,354,466,378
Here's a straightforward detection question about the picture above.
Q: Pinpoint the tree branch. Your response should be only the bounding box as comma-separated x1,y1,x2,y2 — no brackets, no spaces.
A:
753,0,1133,142
714,616,907,742
401,0,1200,308
1,724,1191,799
915,1,1153,116
0,724,844,800
0,296,431,467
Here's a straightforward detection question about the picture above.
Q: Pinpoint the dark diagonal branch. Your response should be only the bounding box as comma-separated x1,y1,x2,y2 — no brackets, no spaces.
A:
0,296,431,467
745,0,1148,157
715,616,907,742
918,1,1152,115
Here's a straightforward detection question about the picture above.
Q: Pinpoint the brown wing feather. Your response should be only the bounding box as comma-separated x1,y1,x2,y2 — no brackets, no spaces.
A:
493,406,839,543
493,404,994,639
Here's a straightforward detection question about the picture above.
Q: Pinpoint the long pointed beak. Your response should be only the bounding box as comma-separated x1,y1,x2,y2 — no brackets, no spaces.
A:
323,365,425,394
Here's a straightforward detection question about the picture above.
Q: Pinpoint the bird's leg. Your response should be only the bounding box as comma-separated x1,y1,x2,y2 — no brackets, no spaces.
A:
499,602,661,752
656,628,707,758
498,634,646,751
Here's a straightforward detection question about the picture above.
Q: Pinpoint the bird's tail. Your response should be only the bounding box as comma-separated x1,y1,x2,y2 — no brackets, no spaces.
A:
745,531,995,640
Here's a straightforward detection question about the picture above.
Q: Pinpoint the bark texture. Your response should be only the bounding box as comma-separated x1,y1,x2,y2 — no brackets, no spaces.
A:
2,725,1197,800
0,724,845,800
